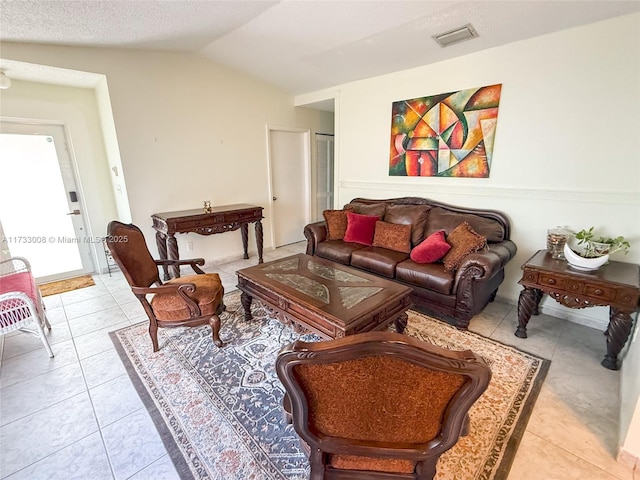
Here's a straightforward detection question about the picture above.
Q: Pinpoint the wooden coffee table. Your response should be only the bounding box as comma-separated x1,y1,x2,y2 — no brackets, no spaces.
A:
236,254,413,339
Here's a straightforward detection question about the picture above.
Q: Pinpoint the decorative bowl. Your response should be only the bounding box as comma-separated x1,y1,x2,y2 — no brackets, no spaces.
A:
563,243,609,271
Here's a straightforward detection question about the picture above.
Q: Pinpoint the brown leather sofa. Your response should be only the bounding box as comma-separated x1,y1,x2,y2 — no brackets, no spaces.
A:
304,197,517,329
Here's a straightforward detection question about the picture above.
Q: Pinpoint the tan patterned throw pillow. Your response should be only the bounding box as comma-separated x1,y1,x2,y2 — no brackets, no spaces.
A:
442,222,487,271
372,221,412,254
323,209,348,240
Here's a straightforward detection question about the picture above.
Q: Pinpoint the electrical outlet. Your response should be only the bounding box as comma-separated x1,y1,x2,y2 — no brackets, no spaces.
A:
187,241,194,251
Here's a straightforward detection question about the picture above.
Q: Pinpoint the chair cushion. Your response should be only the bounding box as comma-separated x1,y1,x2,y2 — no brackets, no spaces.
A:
323,209,349,240
331,454,415,474
0,272,39,327
442,222,487,271
343,212,380,246
151,273,223,321
0,272,37,303
410,230,451,264
372,221,412,254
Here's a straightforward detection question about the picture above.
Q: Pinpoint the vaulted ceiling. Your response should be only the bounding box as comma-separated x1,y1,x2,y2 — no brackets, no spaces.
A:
1,1,639,96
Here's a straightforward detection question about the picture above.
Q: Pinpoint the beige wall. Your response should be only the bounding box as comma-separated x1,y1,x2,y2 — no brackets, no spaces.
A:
304,13,640,327
0,43,334,264
298,13,640,459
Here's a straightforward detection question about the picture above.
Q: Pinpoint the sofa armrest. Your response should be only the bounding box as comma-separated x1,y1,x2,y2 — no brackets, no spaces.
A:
453,240,517,291
304,221,328,256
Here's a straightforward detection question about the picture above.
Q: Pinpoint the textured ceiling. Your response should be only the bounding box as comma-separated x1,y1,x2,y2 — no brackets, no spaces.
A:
1,0,639,98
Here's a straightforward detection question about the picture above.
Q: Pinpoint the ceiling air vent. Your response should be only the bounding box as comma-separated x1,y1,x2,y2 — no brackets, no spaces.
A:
433,24,478,47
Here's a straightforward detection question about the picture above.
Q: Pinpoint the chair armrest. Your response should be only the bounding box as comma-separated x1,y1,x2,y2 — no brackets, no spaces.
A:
154,258,205,274
131,282,195,295
304,221,328,256
132,282,201,316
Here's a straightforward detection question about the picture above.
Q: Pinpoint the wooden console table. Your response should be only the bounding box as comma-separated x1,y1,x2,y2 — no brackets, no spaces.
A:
517,250,639,370
151,204,263,280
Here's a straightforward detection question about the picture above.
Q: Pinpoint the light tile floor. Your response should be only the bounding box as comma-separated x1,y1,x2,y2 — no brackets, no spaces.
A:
0,242,637,479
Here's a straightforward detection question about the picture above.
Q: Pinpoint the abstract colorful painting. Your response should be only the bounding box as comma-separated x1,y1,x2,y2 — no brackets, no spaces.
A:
389,84,502,177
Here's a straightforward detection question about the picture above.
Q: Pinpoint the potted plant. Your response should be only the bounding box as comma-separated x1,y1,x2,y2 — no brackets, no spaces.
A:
563,226,630,271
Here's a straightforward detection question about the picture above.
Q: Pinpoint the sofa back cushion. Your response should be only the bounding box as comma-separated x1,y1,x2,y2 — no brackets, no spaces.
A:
344,202,387,218
383,204,431,247
424,207,505,243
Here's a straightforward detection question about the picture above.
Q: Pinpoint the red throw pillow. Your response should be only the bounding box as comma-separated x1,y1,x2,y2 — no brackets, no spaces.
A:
343,212,380,246
410,230,451,264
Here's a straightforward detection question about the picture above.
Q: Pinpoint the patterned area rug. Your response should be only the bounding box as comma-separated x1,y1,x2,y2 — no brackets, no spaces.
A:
111,291,549,480
39,274,95,296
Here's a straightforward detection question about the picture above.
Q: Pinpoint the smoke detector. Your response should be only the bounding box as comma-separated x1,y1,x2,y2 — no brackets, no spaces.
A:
433,24,478,48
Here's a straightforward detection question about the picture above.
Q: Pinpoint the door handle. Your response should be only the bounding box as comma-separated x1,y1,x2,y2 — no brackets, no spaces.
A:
66,209,81,215
273,196,277,201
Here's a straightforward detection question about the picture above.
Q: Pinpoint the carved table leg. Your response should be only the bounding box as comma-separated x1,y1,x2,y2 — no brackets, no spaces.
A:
255,220,264,264
240,292,253,321
167,234,180,279
533,289,544,316
601,308,634,370
241,223,249,259
155,232,170,281
395,312,408,333
516,287,541,338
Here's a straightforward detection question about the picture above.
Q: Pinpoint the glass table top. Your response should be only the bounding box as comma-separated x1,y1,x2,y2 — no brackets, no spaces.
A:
263,257,382,308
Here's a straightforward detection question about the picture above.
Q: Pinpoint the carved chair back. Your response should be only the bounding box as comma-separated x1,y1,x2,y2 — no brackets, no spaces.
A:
276,331,491,480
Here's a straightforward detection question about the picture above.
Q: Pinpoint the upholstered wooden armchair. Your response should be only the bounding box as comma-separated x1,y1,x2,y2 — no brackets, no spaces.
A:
106,221,224,352
276,331,491,480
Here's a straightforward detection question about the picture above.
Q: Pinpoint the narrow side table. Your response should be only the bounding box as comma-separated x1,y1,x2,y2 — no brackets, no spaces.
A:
517,250,639,370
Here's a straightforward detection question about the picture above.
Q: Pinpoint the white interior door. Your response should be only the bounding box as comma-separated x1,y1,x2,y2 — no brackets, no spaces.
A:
0,122,94,282
268,128,310,247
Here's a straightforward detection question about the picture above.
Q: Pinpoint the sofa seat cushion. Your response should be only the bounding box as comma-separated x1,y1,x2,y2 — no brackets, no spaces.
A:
396,260,454,295
350,247,409,278
317,240,367,265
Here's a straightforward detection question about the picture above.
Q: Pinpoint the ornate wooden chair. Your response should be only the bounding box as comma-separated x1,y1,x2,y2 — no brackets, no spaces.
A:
106,221,224,352
276,331,491,480
0,257,54,357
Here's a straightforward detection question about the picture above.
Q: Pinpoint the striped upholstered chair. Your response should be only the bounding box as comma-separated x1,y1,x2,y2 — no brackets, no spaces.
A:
106,221,225,352
276,331,491,480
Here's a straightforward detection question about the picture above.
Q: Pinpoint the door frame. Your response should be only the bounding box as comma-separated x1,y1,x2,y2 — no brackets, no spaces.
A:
265,125,311,249
0,118,97,280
